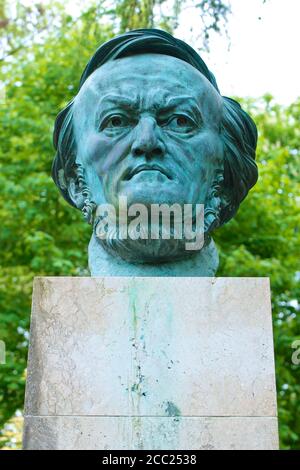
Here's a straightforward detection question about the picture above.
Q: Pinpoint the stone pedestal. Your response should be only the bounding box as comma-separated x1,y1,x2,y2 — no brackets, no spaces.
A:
23,277,279,450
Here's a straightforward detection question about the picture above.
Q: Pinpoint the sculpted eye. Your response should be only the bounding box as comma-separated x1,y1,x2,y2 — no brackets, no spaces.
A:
163,114,198,133
107,115,125,128
175,116,189,126
100,114,129,131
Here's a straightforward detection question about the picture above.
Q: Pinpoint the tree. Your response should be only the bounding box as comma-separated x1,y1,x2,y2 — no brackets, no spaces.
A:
0,0,232,63
0,1,114,446
115,0,231,47
214,96,300,449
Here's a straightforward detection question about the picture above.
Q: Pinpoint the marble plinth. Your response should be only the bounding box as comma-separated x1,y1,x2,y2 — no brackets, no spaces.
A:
23,277,278,450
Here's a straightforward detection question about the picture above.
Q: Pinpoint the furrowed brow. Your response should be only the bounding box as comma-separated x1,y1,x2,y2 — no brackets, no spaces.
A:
98,93,139,110
96,93,139,126
158,96,203,120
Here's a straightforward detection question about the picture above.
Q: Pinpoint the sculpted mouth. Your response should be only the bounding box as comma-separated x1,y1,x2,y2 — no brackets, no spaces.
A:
125,164,172,180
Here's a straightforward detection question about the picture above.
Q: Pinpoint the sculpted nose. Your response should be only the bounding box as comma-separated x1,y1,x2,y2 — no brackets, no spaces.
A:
131,116,164,158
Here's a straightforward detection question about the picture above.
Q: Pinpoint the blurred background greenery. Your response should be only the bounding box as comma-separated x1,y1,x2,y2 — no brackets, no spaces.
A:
0,0,299,450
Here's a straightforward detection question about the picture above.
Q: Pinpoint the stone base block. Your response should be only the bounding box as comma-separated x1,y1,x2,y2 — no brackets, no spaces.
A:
23,277,278,450
23,416,279,450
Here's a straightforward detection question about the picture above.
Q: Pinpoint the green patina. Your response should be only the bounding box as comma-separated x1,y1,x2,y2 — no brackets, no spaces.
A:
51,29,258,274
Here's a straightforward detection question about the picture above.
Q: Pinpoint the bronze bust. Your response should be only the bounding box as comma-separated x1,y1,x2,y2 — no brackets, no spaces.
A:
52,29,258,276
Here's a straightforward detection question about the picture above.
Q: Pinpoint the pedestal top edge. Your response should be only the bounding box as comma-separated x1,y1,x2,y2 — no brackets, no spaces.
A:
33,276,271,282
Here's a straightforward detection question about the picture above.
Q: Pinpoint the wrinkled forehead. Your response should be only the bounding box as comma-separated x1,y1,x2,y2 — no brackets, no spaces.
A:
73,53,223,125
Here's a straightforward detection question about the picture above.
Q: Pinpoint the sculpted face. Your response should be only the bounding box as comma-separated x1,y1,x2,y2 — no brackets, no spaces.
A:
72,54,224,210
52,31,258,272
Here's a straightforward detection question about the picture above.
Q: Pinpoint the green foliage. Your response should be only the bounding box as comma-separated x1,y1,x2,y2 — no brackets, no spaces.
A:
115,0,231,46
0,0,299,451
215,96,300,449
0,0,231,63
0,1,114,443
0,0,68,62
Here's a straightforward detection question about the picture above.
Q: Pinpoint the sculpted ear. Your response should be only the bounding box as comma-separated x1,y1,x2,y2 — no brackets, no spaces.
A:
218,97,258,226
67,165,96,225
67,175,86,209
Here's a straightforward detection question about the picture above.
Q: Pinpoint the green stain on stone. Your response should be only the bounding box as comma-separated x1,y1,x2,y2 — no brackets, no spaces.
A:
165,401,181,417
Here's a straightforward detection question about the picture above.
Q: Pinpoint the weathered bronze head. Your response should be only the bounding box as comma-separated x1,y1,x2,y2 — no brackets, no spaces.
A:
52,29,258,275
